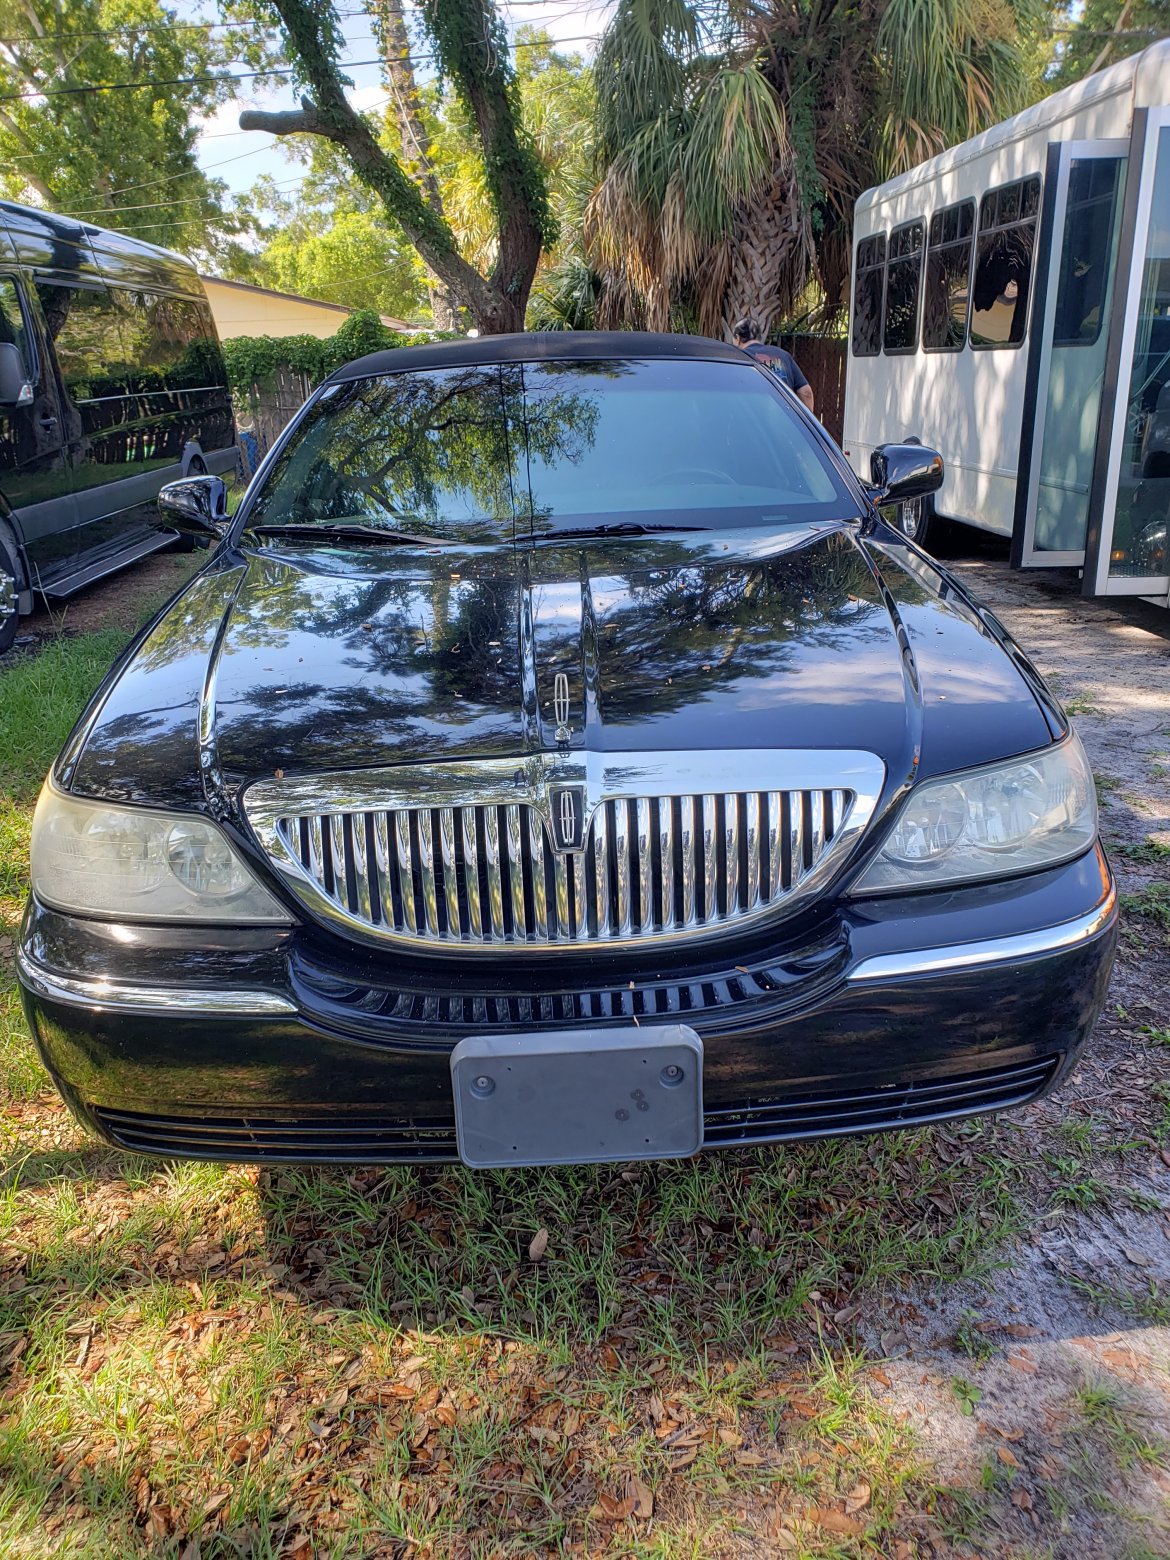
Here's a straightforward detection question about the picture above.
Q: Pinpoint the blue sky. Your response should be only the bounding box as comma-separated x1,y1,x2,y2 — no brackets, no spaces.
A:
190,2,613,204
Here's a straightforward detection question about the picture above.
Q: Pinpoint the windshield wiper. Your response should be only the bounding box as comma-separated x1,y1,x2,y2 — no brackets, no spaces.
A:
535,522,707,540
249,522,441,547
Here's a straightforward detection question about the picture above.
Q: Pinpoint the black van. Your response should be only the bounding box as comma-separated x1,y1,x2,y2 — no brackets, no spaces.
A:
0,201,235,651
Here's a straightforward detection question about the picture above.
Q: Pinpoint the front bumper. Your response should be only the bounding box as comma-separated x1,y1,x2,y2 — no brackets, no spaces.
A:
17,846,1118,1162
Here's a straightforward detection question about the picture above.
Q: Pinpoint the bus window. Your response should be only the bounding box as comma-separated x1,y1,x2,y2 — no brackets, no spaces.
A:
970,175,1041,348
1052,160,1122,347
923,201,975,352
851,234,885,357
883,220,924,353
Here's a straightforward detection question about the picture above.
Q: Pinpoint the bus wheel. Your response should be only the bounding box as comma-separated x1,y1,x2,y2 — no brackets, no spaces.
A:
895,492,935,548
0,536,22,655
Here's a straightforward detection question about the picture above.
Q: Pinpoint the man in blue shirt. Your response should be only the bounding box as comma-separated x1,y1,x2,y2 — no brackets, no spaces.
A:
732,319,816,414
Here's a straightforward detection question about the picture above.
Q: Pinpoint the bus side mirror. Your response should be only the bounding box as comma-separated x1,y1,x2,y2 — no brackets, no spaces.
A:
869,443,944,507
0,342,33,408
158,474,230,539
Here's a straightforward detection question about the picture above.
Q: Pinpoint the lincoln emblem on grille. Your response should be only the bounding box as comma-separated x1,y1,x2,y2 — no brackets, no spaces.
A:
550,783,586,851
553,671,571,744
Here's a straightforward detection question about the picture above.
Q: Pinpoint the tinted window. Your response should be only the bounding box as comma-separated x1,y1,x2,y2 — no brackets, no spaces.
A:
246,358,854,543
851,234,885,357
115,290,226,391
37,283,130,400
519,360,846,531
0,276,32,374
247,366,518,543
1052,159,1122,347
883,220,924,352
970,175,1041,348
923,201,974,351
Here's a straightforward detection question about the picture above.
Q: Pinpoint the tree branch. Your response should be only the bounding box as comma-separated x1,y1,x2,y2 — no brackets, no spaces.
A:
238,103,326,137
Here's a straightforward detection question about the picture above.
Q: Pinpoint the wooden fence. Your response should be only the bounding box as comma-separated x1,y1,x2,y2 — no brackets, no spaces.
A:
775,332,848,445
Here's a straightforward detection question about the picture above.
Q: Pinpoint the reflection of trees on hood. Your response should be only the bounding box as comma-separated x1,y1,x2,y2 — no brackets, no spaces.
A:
249,366,601,542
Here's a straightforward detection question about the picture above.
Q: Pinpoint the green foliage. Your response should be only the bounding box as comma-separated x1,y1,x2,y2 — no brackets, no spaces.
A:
0,0,277,262
256,208,428,322
1047,0,1169,87
220,310,410,398
419,0,557,254
434,28,594,280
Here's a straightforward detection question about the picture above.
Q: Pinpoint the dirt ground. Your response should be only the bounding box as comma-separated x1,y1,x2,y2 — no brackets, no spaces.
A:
3,533,1170,1558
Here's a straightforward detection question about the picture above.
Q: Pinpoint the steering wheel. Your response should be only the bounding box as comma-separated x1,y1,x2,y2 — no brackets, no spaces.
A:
647,466,735,486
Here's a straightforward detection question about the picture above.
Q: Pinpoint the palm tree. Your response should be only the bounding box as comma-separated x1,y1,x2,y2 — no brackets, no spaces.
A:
586,0,1041,336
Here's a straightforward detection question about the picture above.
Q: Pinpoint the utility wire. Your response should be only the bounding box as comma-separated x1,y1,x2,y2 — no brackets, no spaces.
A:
0,31,598,102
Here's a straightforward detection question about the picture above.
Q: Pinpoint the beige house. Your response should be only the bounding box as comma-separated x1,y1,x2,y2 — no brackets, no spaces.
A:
200,275,413,341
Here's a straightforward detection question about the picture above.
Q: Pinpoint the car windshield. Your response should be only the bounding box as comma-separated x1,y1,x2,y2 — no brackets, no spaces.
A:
244,356,856,543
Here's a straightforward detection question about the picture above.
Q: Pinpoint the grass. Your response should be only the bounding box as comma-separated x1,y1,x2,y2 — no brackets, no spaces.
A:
0,567,1166,1556
1115,838,1170,868
1120,883,1170,936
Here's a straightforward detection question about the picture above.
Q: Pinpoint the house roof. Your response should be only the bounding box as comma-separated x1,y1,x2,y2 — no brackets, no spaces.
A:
199,273,414,333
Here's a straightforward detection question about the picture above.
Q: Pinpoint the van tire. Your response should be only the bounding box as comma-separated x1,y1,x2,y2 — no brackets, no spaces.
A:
894,491,936,548
0,535,22,655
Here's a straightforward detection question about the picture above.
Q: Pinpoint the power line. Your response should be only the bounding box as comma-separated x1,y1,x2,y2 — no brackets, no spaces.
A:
0,29,598,103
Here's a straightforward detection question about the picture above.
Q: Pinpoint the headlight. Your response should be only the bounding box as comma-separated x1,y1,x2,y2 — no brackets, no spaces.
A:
30,784,292,923
851,734,1097,894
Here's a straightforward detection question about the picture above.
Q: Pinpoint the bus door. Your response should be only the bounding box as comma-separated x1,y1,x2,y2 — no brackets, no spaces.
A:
1085,105,1170,600
1014,139,1128,570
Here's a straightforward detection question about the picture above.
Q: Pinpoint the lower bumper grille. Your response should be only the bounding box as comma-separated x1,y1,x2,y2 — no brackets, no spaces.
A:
94,1055,1058,1161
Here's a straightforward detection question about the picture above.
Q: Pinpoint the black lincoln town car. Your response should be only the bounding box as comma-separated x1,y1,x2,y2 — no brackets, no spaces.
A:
17,333,1116,1167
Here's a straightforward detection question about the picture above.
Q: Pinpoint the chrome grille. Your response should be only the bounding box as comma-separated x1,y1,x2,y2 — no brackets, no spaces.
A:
273,787,855,949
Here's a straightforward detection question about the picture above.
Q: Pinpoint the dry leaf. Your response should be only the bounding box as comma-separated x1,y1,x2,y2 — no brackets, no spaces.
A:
669,1446,699,1470
808,1507,865,1537
717,1427,742,1447
528,1228,549,1262
997,1446,1023,1469
1000,1323,1042,1338
735,1450,766,1466
1007,1353,1038,1375
1011,1487,1034,1511
845,1480,871,1513
597,1490,635,1520
627,1474,654,1519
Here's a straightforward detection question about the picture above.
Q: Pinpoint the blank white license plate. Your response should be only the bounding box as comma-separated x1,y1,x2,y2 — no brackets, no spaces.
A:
450,1025,703,1168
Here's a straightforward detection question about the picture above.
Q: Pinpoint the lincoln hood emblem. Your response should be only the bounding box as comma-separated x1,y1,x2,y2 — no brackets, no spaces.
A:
553,670,572,744
549,782,586,851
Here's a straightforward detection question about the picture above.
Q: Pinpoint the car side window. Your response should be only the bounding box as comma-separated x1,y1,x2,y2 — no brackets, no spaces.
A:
970,175,1041,349
36,282,130,401
923,200,975,352
882,220,924,353
851,235,885,357
0,276,33,378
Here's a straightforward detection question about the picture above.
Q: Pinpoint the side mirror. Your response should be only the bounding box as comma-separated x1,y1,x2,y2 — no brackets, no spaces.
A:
0,342,33,408
868,443,944,508
158,474,230,539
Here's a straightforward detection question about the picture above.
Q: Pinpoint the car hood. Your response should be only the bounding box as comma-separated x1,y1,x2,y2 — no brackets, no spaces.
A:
64,522,1059,813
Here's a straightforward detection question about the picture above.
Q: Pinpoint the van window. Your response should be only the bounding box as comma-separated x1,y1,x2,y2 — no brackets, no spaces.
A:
883,220,924,353
970,176,1041,348
1052,159,1122,347
37,283,130,400
923,201,974,352
0,277,32,376
851,235,885,357
115,290,224,392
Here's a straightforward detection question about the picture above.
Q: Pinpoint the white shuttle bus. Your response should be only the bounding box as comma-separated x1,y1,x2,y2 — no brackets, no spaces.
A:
842,42,1170,604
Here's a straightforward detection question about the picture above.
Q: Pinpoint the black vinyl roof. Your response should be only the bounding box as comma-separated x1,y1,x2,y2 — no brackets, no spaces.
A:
328,330,746,382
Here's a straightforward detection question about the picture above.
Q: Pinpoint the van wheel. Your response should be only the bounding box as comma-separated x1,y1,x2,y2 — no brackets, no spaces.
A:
0,536,22,655
894,492,935,548
171,456,208,552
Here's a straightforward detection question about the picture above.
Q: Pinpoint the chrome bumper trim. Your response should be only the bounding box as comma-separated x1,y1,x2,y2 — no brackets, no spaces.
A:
16,947,297,1016
847,886,1117,983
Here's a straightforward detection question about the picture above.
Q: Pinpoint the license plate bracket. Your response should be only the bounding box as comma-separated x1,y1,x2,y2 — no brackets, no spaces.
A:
450,1025,703,1168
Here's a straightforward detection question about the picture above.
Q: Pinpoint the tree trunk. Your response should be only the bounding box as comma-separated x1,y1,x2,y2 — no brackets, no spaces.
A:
719,176,814,339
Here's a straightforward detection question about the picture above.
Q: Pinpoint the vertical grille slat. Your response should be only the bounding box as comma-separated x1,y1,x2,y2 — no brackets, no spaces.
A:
275,782,856,948
483,807,504,940
505,803,527,941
